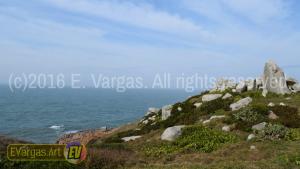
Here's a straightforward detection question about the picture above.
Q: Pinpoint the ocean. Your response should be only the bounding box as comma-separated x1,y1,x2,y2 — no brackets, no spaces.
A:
0,86,195,143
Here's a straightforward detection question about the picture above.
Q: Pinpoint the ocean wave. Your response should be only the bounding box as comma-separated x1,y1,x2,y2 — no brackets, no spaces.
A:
49,125,64,130
64,130,78,134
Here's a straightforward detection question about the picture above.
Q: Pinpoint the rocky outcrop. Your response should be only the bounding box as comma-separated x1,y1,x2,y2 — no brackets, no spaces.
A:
212,79,236,92
230,97,252,111
161,126,185,141
162,105,173,120
57,128,116,145
202,94,222,102
262,60,291,95
146,107,160,116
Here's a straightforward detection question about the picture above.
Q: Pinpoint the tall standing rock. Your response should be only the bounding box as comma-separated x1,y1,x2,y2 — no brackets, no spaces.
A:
263,60,291,95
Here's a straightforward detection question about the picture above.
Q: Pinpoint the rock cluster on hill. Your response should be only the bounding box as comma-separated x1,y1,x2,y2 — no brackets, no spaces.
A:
211,60,299,96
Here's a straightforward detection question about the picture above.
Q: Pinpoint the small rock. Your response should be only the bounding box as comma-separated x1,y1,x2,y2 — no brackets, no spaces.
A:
177,107,182,112
252,122,267,131
161,105,173,120
122,136,141,142
203,120,211,124
286,77,298,86
255,77,263,89
222,126,231,132
247,134,255,141
285,97,292,100
222,93,232,100
268,111,279,120
268,102,275,107
202,94,222,102
232,89,237,93
142,120,149,125
161,126,185,141
279,102,286,106
250,145,256,150
194,102,202,108
148,116,156,121
230,97,253,111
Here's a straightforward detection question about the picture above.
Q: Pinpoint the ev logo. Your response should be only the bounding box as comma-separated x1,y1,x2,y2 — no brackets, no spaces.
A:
64,142,87,164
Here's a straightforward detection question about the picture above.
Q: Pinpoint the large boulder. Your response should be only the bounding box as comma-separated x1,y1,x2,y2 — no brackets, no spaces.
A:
255,77,263,89
202,94,222,102
292,84,300,92
230,97,253,111
161,126,185,141
246,79,256,91
161,105,173,120
236,81,247,93
262,60,291,95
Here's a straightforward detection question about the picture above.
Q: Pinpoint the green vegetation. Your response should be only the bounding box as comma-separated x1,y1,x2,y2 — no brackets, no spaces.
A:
2,91,300,169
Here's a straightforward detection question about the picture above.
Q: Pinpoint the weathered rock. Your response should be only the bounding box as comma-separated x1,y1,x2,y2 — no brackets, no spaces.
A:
262,60,291,95
230,97,253,111
252,122,267,131
146,107,160,116
202,94,222,102
222,93,232,100
142,120,149,125
292,84,300,92
268,111,279,120
247,134,255,141
236,81,247,93
286,77,298,87
250,145,256,150
212,79,236,92
203,115,226,124
222,126,231,132
122,136,141,142
268,102,275,107
246,79,256,91
194,102,202,108
161,126,185,141
255,77,263,89
280,102,286,106
161,105,173,120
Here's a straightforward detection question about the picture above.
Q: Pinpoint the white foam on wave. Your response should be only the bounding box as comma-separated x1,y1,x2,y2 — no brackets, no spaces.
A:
49,125,64,130
64,130,78,134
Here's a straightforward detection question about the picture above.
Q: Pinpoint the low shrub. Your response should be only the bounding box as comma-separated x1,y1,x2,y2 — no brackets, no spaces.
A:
285,129,300,141
174,125,237,153
200,98,233,114
85,148,135,169
270,105,300,128
258,123,288,140
231,107,266,131
142,142,180,157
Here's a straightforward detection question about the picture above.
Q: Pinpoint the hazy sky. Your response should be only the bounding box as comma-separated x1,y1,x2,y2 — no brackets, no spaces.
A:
1,0,300,84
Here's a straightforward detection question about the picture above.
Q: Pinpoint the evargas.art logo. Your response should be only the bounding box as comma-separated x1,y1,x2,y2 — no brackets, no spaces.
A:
64,142,87,164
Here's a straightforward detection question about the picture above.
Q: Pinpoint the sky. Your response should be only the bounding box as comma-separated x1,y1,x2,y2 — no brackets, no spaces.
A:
0,0,300,85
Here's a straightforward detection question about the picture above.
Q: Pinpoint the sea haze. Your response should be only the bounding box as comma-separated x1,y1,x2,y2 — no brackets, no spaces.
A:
0,86,196,143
